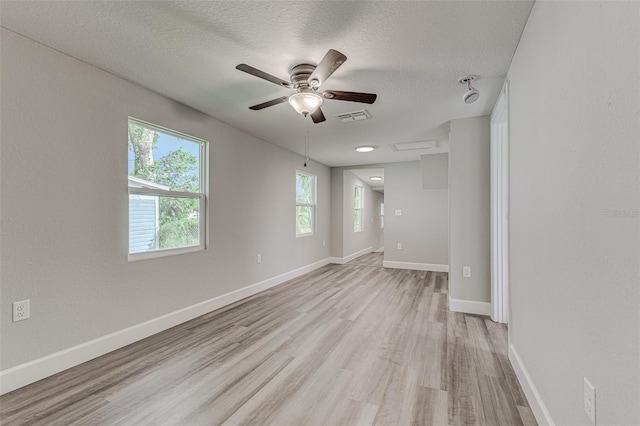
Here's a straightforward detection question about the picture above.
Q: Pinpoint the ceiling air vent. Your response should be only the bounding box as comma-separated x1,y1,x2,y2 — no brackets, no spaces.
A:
390,140,438,152
335,110,372,123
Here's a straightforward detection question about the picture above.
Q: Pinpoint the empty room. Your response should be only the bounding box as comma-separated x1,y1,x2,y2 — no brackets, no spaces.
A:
0,1,638,425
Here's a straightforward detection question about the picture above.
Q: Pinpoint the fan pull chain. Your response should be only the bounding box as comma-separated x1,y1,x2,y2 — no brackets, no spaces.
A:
304,116,310,167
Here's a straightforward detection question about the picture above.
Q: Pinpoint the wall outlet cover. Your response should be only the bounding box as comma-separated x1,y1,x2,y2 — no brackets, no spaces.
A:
13,300,30,322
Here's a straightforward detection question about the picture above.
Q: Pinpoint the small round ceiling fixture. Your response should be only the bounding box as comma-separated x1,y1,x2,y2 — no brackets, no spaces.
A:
355,145,375,153
370,176,383,181
459,75,480,104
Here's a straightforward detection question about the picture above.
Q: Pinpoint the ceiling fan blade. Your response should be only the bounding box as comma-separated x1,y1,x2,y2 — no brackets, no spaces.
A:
236,64,292,88
322,90,377,104
308,49,347,88
249,96,289,110
310,108,326,124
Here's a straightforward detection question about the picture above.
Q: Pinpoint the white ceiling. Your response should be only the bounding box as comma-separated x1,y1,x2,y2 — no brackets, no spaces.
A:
0,1,533,167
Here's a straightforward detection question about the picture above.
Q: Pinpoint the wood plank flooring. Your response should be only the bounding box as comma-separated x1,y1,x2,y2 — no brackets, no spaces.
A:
0,253,536,425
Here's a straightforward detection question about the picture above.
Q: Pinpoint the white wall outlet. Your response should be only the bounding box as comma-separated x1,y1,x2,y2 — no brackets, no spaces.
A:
397,243,403,250
257,254,262,264
395,209,402,216
463,266,471,278
584,377,596,424
13,300,30,322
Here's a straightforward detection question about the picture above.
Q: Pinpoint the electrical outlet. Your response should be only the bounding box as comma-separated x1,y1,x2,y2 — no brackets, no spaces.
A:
463,266,471,278
13,300,30,322
397,243,403,250
395,209,402,216
323,241,326,247
584,378,596,424
257,254,262,264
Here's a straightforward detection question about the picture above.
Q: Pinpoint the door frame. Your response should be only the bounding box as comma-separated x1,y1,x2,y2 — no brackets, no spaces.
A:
490,81,510,324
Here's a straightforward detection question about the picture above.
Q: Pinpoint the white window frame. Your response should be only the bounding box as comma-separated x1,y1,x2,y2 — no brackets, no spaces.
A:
354,185,364,232
128,118,208,261
295,170,316,237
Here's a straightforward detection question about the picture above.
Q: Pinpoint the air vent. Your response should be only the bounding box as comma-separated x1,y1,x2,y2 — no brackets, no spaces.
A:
335,110,372,123
390,140,438,152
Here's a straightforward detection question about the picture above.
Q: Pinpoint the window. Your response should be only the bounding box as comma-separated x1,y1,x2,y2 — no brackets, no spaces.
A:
128,118,207,260
296,171,316,236
380,202,385,228
354,185,364,232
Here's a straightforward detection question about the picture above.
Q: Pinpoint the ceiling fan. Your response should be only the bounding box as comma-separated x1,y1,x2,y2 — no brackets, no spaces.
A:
236,49,377,123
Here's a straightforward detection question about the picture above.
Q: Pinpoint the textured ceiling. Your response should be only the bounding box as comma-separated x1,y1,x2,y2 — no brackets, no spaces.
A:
0,1,533,167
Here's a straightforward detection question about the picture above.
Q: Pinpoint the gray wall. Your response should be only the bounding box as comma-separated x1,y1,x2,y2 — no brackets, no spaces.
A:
449,116,491,303
373,191,384,251
330,162,448,266
0,29,331,369
384,161,448,265
507,2,639,424
341,170,379,257
421,153,448,190
330,168,344,257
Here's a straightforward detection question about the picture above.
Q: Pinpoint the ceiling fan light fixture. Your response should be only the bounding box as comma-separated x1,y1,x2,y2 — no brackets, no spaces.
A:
288,91,324,116
355,145,375,153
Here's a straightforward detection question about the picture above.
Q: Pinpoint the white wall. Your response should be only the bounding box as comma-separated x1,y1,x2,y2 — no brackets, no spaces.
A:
0,29,330,372
507,2,639,425
449,116,491,304
383,161,448,267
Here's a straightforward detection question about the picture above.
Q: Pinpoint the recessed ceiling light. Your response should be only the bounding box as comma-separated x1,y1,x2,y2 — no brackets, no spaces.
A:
370,176,383,181
355,145,375,153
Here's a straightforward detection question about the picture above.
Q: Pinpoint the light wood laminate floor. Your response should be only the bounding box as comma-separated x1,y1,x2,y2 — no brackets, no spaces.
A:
0,257,536,425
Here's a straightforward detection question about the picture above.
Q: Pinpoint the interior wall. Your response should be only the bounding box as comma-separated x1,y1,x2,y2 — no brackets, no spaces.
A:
0,29,331,370
421,153,448,190
341,170,379,257
383,161,448,266
449,116,491,303
373,191,384,251
330,167,344,258
507,2,639,424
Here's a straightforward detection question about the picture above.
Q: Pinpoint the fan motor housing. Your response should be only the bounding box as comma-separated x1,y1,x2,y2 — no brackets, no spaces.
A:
290,64,316,89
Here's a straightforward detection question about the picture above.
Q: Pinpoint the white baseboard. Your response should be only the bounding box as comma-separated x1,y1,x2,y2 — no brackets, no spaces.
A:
448,298,492,316
383,261,449,272
509,344,555,426
329,247,373,265
374,247,384,253
0,257,331,395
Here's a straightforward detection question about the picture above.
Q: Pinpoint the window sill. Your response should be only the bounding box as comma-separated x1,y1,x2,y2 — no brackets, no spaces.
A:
128,244,205,262
296,233,315,239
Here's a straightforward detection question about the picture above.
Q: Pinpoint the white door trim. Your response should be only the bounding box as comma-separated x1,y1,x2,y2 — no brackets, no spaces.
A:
490,81,510,324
